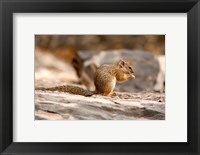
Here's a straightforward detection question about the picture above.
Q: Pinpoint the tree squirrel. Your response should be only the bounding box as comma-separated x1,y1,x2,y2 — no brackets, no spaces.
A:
36,59,135,96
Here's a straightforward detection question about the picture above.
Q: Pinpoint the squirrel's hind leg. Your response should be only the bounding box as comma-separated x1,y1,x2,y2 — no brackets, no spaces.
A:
103,92,111,96
110,92,117,96
103,91,117,97
102,86,114,96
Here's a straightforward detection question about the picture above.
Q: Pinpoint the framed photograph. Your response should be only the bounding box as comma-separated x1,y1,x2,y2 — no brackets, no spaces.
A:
0,0,200,154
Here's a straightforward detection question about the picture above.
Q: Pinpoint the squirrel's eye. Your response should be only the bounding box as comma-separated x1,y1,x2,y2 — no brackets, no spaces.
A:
128,66,132,70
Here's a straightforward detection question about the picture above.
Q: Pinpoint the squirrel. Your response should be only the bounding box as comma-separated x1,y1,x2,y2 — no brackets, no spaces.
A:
36,59,135,96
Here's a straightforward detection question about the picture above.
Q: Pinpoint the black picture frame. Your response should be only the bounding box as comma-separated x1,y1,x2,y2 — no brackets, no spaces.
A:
0,0,200,154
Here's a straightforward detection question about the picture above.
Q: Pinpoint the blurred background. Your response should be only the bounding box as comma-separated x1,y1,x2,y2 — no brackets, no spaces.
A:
35,35,165,93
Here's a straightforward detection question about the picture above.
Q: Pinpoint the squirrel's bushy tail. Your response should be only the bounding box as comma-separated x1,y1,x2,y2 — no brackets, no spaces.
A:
35,85,94,96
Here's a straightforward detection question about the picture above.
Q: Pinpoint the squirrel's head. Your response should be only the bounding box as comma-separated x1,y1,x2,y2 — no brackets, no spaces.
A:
117,59,135,79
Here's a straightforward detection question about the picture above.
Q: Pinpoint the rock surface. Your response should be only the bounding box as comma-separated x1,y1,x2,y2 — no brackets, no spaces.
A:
35,90,165,120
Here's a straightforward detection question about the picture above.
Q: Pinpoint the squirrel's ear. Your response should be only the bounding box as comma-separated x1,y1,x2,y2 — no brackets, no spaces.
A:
118,59,125,67
126,61,133,66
